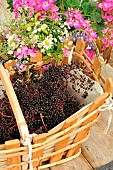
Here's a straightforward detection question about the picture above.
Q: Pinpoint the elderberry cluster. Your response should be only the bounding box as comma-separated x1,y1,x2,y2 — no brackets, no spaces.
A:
0,64,83,144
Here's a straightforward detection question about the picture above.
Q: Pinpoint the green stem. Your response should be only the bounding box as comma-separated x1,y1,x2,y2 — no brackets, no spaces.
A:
62,0,64,11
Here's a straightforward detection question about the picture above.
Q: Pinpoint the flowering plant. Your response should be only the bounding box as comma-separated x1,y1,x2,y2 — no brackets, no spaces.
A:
98,0,113,48
0,0,98,70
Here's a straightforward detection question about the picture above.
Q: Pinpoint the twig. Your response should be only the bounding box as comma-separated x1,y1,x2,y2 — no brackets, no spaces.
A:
40,113,48,131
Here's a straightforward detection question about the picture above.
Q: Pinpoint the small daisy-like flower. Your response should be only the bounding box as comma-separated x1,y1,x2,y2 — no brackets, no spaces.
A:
6,34,10,39
38,43,43,48
8,35,14,45
47,34,53,41
41,49,45,53
12,42,17,48
41,24,48,30
35,21,40,26
54,38,57,43
7,50,13,55
33,29,37,34
37,28,41,32
43,38,53,50
60,24,64,28
17,48,21,53
21,41,25,45
27,27,31,31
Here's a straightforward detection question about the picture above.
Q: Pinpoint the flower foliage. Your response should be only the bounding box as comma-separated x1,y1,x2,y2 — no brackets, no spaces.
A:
0,0,98,69
98,0,113,48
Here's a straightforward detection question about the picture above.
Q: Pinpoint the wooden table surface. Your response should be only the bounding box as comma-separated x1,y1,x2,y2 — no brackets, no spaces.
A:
44,110,113,170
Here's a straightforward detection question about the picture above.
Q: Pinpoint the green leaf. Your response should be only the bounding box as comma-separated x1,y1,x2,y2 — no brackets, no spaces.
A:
91,12,102,23
57,41,61,53
82,2,95,15
53,54,59,62
91,23,106,37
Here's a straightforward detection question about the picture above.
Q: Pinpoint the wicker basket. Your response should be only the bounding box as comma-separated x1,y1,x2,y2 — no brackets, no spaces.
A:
0,40,113,170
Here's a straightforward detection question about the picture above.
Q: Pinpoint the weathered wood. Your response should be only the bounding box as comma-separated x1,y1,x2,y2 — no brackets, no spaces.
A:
88,92,108,114
103,78,113,94
82,110,113,168
96,161,113,170
50,155,93,170
92,58,100,77
66,128,90,158
33,133,47,167
50,118,77,163
74,40,86,56
103,46,112,63
5,139,21,170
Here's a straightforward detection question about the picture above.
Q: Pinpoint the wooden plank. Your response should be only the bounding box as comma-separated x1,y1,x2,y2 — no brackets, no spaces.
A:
50,118,77,163
103,78,113,94
33,133,47,167
82,110,113,169
5,139,21,170
96,161,113,170
88,92,108,114
50,155,93,170
92,58,100,77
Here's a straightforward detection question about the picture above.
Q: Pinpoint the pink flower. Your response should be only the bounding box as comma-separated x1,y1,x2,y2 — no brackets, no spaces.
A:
64,9,97,40
15,63,26,70
62,48,69,58
28,48,37,57
85,49,96,60
22,46,29,55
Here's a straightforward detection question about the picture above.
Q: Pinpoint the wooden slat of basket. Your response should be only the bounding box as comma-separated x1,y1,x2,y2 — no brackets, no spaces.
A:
92,58,101,77
5,139,21,170
50,118,78,163
48,104,90,137
0,115,99,170
0,107,101,158
0,64,29,140
66,91,109,158
74,39,86,56
103,78,113,95
73,52,99,82
33,133,47,168
83,52,106,84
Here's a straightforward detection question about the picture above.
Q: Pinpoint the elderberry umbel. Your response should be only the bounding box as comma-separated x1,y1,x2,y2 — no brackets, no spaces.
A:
0,62,94,144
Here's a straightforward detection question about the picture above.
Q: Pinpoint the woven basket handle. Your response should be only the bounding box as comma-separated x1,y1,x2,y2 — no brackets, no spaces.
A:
0,64,29,140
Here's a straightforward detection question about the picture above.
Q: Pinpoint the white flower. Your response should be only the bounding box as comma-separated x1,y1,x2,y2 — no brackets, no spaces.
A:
60,24,64,28
33,35,38,39
7,50,13,55
47,34,53,41
37,28,41,32
41,49,45,53
17,48,21,53
57,30,60,33
43,38,53,50
35,21,40,26
54,38,57,43
21,41,25,45
41,24,48,30
38,43,43,48
33,29,37,34
11,42,17,48
27,27,31,31
7,35,17,48
6,34,10,39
